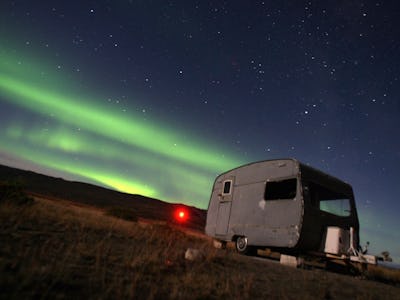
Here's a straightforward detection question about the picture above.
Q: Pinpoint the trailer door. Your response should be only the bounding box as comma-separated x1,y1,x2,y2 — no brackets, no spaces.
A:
215,177,234,235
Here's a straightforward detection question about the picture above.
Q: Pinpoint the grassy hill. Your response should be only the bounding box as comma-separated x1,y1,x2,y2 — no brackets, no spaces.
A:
0,164,206,231
1,179,400,299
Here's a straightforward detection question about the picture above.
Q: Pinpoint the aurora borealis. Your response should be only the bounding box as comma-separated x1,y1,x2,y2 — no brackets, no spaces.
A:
1,1,400,261
0,45,242,202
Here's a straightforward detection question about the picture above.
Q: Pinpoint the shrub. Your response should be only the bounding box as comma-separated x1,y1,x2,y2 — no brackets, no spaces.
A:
106,206,138,222
0,180,34,206
365,264,400,285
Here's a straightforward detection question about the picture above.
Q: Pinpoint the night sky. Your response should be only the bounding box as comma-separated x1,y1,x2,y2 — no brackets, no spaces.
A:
0,1,399,261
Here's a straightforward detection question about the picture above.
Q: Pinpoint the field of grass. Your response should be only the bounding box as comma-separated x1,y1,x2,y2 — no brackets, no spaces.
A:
1,186,400,299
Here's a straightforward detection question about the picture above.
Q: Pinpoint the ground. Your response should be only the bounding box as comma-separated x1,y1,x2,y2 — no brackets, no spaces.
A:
1,190,399,299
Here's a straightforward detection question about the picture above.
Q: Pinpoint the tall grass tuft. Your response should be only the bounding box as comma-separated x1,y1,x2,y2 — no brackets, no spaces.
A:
105,206,138,222
0,180,34,206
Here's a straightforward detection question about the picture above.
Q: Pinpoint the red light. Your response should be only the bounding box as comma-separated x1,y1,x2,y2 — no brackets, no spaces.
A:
175,208,188,222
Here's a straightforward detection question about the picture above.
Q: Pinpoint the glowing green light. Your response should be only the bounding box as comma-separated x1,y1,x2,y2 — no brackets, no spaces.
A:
0,138,157,197
0,44,244,207
0,74,241,172
2,125,215,205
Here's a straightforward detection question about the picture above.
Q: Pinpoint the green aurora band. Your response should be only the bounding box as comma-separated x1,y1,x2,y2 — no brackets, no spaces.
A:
0,74,239,171
0,48,244,207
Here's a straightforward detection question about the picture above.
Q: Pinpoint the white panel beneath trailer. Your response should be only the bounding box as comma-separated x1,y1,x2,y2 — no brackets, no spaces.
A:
280,254,303,268
324,227,350,255
350,255,377,265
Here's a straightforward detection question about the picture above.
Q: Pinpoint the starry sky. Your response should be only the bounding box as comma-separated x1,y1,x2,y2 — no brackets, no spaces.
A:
0,1,399,260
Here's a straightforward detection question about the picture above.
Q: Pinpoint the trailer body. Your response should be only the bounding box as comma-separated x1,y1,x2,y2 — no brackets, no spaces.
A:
205,159,360,254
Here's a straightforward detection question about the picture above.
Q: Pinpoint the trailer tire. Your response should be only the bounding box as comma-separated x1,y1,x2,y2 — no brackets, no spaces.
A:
235,236,255,255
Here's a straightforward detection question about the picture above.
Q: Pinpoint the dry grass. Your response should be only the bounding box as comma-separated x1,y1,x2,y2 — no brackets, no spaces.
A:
1,194,400,299
105,206,139,222
365,264,400,285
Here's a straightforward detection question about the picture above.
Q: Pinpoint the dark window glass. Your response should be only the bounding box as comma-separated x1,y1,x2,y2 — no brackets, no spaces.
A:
223,181,231,194
320,199,351,217
307,182,351,217
264,178,297,200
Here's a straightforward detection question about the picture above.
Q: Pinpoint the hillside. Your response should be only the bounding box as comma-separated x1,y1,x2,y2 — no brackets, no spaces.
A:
1,189,399,299
1,165,400,298
0,164,206,231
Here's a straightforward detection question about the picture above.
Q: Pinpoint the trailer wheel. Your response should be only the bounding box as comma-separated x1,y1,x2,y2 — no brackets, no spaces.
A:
235,236,255,255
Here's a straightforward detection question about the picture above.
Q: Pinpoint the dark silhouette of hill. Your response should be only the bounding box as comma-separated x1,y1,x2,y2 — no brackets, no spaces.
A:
0,164,206,230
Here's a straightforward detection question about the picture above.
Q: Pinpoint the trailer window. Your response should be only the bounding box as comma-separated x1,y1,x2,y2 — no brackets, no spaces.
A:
320,199,351,217
308,182,351,217
222,180,232,195
264,178,297,200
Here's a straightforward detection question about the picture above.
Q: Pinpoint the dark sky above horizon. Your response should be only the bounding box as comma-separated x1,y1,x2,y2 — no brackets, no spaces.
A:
0,1,399,260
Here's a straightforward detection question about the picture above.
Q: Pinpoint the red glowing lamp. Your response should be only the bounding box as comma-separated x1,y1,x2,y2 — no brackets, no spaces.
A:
175,208,188,222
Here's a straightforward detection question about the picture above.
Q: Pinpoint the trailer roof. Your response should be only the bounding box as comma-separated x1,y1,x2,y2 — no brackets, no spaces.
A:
218,158,352,189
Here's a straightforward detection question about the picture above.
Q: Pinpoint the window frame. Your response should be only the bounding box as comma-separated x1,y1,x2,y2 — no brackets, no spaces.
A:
305,181,353,217
319,198,351,217
222,180,233,195
264,177,298,201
